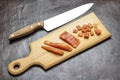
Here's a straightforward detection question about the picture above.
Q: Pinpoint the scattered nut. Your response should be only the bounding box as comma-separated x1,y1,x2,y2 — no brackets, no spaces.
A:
82,24,87,29
90,31,94,36
94,28,101,35
87,23,93,29
78,32,83,37
93,23,97,28
84,32,89,39
73,29,78,33
76,25,82,31
81,28,86,33
86,27,91,32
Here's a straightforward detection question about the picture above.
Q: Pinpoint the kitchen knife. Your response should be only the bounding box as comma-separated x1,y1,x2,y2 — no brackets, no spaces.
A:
9,3,94,40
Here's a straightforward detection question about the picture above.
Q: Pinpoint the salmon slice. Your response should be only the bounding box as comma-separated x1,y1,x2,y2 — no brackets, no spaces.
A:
41,45,64,55
44,40,72,51
60,31,80,48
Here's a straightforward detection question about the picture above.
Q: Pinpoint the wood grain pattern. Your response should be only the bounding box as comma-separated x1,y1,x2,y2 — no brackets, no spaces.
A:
8,12,111,75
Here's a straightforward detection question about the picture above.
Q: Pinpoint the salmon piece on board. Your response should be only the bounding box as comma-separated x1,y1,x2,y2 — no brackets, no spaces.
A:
41,45,64,55
44,40,72,51
60,31,80,48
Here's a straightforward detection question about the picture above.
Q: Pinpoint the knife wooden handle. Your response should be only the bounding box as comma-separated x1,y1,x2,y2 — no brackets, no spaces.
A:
9,21,44,40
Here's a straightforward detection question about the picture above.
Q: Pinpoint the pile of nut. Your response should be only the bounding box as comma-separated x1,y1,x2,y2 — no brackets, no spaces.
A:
73,23,101,39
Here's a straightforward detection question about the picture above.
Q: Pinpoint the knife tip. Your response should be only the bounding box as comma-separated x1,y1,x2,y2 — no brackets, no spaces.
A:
89,3,94,6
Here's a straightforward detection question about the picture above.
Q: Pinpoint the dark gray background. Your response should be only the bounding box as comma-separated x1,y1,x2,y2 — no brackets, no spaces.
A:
0,0,120,80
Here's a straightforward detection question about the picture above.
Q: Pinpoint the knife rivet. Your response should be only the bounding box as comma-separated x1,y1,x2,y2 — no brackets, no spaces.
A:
30,26,33,28
11,34,14,37
37,23,41,25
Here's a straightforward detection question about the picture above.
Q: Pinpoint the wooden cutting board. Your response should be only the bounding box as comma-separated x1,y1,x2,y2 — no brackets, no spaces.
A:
8,12,111,75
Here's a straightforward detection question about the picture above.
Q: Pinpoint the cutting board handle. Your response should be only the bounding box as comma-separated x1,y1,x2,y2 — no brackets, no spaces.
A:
8,55,35,75
8,44,46,75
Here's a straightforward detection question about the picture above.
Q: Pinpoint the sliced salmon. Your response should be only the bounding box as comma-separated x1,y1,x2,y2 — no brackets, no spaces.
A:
60,31,80,48
44,40,72,51
41,45,64,55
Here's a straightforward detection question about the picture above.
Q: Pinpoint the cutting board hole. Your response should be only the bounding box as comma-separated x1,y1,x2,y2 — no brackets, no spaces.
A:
14,64,20,70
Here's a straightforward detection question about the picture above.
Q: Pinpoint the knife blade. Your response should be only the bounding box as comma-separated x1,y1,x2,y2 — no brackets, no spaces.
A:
9,3,94,40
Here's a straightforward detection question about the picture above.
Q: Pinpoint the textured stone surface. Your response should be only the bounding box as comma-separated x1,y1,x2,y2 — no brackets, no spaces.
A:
0,0,120,80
